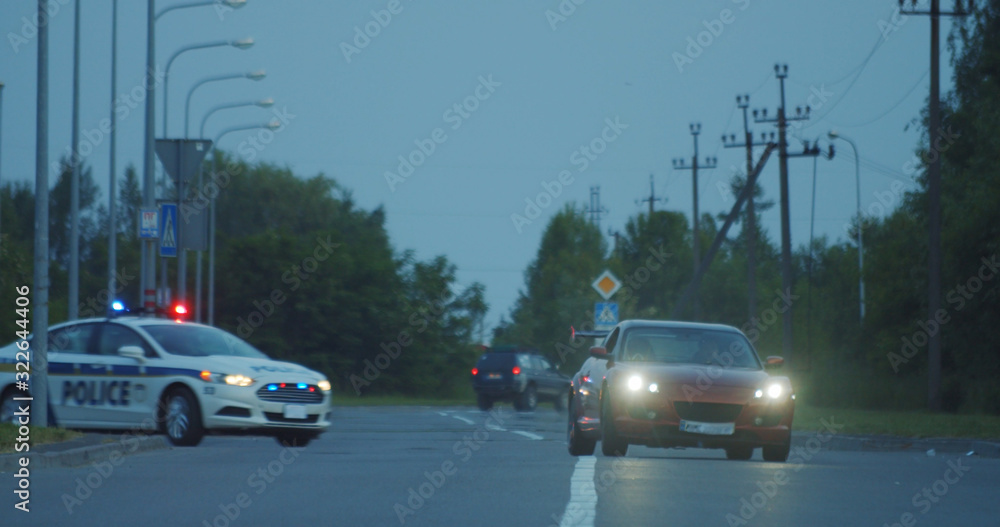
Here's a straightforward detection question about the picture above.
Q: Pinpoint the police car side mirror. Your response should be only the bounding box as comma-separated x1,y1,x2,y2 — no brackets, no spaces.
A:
118,345,146,363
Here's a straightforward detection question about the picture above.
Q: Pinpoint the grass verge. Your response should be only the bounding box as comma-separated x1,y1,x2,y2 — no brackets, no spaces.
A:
0,424,82,454
794,402,1000,440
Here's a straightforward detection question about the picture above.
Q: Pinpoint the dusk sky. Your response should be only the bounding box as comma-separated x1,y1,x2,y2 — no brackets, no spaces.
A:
0,1,957,333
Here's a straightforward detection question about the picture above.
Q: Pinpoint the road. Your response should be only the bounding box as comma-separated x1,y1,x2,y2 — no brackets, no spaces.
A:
11,406,1000,526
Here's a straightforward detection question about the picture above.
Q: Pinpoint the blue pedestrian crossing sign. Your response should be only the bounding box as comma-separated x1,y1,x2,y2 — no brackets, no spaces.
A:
159,203,178,257
595,302,618,331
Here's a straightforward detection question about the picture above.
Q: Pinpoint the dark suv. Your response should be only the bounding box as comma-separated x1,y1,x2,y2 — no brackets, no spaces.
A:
471,347,569,412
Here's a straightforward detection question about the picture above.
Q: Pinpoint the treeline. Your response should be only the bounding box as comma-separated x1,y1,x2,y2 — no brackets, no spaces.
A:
495,2,1000,414
0,153,486,398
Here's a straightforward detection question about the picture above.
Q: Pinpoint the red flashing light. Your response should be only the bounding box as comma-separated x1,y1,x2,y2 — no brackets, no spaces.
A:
471,368,479,376
512,366,521,375
309,387,315,392
279,383,286,388
174,304,188,315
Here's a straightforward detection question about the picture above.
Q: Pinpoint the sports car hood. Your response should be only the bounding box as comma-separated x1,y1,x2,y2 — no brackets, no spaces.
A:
618,363,770,389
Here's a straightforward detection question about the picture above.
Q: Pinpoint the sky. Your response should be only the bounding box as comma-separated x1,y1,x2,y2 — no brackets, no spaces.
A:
0,0,960,334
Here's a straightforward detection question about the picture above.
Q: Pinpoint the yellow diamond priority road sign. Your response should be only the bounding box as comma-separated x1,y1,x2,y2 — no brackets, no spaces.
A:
591,270,622,300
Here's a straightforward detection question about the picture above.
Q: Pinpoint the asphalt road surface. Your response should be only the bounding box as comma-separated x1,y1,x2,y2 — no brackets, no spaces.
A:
10,406,1000,526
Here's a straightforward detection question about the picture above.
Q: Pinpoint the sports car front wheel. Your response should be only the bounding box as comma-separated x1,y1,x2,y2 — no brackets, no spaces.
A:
600,392,628,457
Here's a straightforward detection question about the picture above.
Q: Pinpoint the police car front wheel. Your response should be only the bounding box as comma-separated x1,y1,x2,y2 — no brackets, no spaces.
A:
163,388,205,447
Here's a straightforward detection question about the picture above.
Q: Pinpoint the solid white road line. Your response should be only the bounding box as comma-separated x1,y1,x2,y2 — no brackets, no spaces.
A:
559,456,597,527
512,430,544,440
451,415,474,425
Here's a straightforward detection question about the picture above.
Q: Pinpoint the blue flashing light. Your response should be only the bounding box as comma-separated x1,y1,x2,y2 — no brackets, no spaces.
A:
111,300,125,311
267,384,278,391
297,383,307,390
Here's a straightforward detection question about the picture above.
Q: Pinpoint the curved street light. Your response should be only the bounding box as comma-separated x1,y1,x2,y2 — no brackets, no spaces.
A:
207,120,282,325
199,98,274,138
191,99,274,321
184,70,266,138
156,0,247,21
163,38,254,137
142,0,250,316
828,129,865,325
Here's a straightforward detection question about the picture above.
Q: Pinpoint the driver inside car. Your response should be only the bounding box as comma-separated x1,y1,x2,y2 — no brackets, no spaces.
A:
625,337,652,361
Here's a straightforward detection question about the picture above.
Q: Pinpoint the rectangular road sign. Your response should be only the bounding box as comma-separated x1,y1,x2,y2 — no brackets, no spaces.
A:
595,302,618,331
139,208,158,239
159,203,178,257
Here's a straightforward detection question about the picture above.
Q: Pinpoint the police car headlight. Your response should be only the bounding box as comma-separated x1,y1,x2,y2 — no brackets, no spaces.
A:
627,375,643,391
200,371,254,387
318,379,332,392
224,374,254,387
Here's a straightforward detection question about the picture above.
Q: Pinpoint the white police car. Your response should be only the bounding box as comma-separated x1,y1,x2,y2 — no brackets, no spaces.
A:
0,315,333,447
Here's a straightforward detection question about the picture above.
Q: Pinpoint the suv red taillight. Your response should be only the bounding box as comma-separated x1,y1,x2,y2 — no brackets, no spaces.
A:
471,368,479,376
512,366,521,375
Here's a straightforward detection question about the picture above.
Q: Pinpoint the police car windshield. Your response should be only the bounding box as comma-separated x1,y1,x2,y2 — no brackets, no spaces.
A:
143,325,269,359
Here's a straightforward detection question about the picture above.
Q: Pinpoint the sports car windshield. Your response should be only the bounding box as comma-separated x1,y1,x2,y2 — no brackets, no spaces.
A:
619,328,761,369
143,324,269,359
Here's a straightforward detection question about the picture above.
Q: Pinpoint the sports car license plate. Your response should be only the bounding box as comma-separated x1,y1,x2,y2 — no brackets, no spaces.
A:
487,373,502,379
679,420,735,436
283,405,307,419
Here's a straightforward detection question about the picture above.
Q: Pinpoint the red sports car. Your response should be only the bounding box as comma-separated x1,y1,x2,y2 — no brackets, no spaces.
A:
567,319,794,461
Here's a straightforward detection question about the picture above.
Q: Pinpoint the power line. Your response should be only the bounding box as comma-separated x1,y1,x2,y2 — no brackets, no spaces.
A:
827,69,929,129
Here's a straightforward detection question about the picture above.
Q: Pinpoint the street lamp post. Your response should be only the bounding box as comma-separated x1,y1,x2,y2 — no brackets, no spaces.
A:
69,0,81,320
163,38,254,138
0,81,5,252
828,130,865,324
184,71,266,139
193,98,273,322
207,120,281,325
163,39,253,307
144,0,247,316
108,0,118,315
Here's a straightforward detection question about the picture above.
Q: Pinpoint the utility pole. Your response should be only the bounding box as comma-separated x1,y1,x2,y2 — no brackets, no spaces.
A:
34,0,51,427
142,0,157,316
108,0,118,314
722,94,774,321
899,0,969,412
673,123,716,320
585,185,608,229
68,0,81,320
636,173,665,217
752,64,812,368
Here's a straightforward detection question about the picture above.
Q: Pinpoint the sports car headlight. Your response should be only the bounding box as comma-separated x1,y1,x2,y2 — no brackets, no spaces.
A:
199,371,254,387
318,380,332,392
755,383,784,399
627,375,643,391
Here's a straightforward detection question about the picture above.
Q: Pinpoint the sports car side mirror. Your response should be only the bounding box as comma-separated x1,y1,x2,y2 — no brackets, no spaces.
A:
764,356,784,370
118,345,146,363
590,347,609,359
